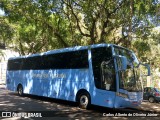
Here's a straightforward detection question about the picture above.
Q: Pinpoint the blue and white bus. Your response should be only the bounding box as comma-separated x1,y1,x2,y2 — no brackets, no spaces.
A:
6,44,148,109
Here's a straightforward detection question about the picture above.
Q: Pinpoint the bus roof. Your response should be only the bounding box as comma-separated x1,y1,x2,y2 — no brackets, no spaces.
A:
8,43,110,60
8,43,132,60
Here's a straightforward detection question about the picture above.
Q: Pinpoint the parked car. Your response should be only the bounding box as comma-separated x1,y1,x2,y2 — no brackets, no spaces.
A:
143,87,160,103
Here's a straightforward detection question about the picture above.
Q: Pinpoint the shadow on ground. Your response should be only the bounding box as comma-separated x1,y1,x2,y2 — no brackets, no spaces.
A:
0,88,160,120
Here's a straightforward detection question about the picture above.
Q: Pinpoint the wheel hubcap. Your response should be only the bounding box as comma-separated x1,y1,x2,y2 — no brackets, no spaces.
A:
80,95,88,106
19,87,22,95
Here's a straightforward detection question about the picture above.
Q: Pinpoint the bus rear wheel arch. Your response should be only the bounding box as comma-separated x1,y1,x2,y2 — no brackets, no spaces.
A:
76,90,91,109
17,84,23,96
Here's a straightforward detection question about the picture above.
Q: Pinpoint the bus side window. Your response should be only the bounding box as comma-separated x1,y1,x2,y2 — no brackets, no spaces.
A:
101,60,115,91
91,46,116,91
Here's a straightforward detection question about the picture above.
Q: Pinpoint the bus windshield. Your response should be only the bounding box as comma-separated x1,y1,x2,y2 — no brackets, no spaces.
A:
114,46,142,92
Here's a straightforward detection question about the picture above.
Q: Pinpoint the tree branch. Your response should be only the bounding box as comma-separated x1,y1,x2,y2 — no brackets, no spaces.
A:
62,0,90,38
99,0,125,43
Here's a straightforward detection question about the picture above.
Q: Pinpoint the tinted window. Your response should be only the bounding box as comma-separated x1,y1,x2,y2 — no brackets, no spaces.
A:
114,47,132,60
22,56,43,70
7,58,24,70
7,50,88,70
91,46,116,91
43,50,88,69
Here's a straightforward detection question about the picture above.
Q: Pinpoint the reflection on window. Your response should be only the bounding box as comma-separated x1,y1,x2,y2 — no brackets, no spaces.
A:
116,57,123,70
119,68,142,92
91,46,116,91
101,60,115,91
114,46,142,92
114,47,133,62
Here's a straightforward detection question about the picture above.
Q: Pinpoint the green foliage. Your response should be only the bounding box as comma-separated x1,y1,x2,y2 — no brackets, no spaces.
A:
0,0,73,55
0,0,160,85
0,0,159,57
0,16,14,44
133,40,151,60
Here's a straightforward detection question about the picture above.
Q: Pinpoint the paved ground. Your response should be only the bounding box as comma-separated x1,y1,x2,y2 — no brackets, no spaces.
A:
138,100,160,113
0,84,160,120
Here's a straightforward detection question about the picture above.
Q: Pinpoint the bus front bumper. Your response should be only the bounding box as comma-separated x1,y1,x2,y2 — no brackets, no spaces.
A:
115,98,143,108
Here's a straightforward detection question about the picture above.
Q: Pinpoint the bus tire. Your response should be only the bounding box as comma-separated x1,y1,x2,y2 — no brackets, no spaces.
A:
78,92,91,109
17,84,23,96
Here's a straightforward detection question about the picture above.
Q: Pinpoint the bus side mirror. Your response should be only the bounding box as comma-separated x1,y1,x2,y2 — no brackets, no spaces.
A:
114,55,127,71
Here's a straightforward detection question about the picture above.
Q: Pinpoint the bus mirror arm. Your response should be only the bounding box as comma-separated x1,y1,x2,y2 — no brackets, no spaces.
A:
139,63,150,76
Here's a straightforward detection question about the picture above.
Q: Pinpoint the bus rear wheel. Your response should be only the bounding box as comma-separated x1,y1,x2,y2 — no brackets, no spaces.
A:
17,85,23,96
78,93,90,109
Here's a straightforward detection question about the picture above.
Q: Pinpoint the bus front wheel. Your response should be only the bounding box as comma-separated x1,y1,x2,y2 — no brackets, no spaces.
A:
17,85,23,96
78,93,90,109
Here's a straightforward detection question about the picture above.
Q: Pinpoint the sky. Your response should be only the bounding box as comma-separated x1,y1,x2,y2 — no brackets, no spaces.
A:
0,9,4,15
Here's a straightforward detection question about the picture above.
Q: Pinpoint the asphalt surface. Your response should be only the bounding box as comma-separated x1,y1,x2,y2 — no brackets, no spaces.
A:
0,84,160,120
